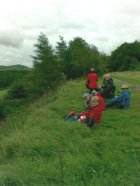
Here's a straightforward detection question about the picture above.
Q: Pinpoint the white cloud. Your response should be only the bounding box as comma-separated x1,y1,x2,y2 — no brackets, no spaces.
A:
0,29,24,48
0,0,139,66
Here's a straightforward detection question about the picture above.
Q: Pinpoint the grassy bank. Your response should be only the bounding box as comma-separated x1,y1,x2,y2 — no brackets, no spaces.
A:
0,78,139,185
0,89,7,100
110,71,140,84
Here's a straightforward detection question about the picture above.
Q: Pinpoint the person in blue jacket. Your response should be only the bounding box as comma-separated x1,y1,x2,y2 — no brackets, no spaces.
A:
106,84,131,109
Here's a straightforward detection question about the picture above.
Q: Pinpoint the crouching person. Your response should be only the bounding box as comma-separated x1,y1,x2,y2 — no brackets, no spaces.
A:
106,84,131,109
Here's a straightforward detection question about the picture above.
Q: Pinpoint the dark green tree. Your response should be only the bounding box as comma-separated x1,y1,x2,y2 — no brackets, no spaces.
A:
108,41,140,71
99,52,109,74
32,33,65,94
64,37,101,78
55,36,68,71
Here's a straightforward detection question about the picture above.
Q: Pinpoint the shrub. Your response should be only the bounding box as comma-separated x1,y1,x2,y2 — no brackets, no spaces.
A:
7,83,28,99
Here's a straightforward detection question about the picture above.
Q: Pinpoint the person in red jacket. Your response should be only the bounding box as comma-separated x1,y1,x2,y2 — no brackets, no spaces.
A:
78,96,102,128
86,68,98,93
91,90,106,111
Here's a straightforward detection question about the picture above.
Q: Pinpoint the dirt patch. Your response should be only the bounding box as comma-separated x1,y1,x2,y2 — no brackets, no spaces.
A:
113,78,140,92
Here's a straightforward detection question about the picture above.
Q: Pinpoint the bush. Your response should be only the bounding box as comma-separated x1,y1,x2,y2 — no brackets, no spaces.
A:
7,83,28,99
0,70,29,88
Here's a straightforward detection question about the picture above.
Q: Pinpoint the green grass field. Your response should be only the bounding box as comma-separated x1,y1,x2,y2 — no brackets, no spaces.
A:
0,76,139,185
110,71,140,84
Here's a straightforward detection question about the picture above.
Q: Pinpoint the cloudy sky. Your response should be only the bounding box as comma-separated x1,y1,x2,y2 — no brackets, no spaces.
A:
0,0,140,67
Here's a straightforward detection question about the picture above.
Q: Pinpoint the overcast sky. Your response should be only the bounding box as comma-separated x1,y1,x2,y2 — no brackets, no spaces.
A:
0,0,140,67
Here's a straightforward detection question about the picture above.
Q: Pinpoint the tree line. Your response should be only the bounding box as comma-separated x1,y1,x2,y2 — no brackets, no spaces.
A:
0,33,140,119
0,70,29,88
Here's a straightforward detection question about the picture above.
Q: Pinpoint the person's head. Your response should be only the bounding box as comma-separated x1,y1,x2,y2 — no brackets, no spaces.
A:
90,96,99,107
90,68,95,73
103,74,111,80
82,93,90,101
91,90,97,96
121,84,128,91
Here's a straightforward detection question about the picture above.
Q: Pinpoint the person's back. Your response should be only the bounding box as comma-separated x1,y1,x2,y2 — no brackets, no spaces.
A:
103,78,113,89
88,73,98,87
86,68,98,92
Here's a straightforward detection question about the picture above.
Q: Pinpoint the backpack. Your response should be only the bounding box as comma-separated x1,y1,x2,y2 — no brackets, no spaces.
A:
64,111,78,121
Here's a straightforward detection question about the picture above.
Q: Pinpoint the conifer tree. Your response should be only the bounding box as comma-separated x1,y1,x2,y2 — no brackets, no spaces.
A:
32,33,64,93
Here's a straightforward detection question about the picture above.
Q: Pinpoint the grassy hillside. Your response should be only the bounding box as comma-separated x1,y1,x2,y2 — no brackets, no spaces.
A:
0,89,8,100
110,71,140,84
0,78,139,185
0,65,30,71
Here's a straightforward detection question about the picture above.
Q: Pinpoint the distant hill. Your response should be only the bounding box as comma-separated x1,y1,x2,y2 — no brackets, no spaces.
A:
0,64,31,71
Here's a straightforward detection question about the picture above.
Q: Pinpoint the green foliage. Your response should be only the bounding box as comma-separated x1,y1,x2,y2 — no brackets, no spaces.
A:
63,37,101,78
32,33,65,92
7,83,28,99
99,53,109,74
0,70,29,88
108,41,140,71
55,36,68,71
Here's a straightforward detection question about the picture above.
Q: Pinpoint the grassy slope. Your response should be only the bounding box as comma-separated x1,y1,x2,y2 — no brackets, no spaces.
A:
0,78,139,186
110,71,140,84
0,89,8,100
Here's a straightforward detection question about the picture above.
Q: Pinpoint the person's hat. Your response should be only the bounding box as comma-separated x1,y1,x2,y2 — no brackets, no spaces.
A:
82,93,89,98
121,84,128,89
90,96,99,107
91,90,97,95
90,68,95,72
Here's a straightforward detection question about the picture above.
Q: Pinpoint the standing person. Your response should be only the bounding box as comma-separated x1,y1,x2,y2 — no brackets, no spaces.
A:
106,85,131,109
86,68,98,93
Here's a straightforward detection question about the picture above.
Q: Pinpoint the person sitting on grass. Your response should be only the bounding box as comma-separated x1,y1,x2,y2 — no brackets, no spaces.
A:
78,95,102,128
64,96,102,129
82,92,91,110
100,74,116,98
91,90,106,111
106,84,131,109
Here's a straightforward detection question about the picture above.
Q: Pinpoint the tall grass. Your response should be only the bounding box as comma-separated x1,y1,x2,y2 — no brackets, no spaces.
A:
0,89,8,100
0,78,139,185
